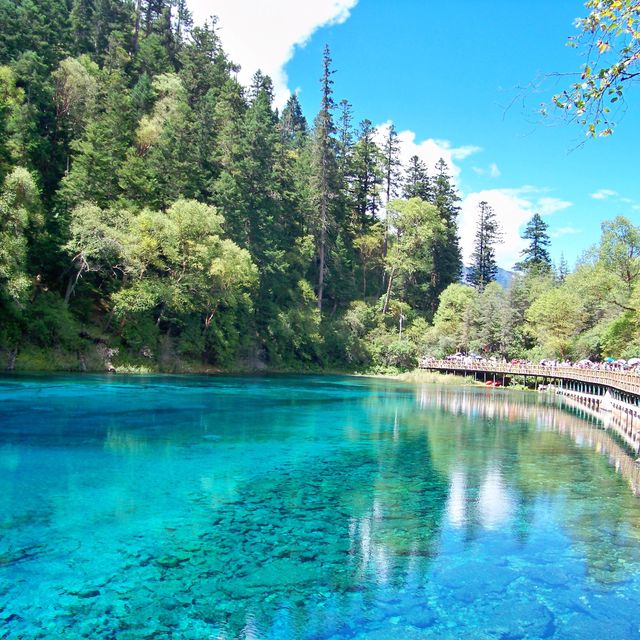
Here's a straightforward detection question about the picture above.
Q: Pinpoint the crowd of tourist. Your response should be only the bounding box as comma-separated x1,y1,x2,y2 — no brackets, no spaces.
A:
420,353,640,374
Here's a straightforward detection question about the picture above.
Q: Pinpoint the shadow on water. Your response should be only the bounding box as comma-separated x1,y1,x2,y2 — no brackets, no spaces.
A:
1,376,640,638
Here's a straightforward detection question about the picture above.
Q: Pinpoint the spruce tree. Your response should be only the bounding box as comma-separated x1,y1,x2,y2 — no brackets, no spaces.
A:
430,158,462,306
71,0,96,54
517,212,551,273
351,119,382,229
403,155,431,201
381,124,401,257
335,99,354,182
382,123,401,205
469,200,502,291
312,44,338,312
557,253,569,282
279,93,307,147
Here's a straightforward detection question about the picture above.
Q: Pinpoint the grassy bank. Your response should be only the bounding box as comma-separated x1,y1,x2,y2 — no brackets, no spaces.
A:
368,369,484,385
1,344,366,376
0,347,493,385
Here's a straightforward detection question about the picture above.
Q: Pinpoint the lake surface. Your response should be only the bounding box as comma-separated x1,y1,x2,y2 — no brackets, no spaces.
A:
1,374,640,639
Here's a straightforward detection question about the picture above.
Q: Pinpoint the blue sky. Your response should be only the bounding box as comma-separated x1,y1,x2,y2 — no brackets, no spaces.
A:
190,0,640,270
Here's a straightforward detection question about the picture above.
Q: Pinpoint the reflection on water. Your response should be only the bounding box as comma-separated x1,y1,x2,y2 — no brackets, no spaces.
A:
1,375,640,639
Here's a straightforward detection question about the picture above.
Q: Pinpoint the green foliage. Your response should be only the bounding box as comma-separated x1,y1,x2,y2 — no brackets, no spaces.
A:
24,291,82,350
115,199,256,322
53,55,99,136
553,0,640,136
385,198,446,314
599,216,640,295
600,312,640,357
3,3,634,375
430,283,477,355
0,167,41,302
120,313,160,353
526,285,585,358
470,282,509,356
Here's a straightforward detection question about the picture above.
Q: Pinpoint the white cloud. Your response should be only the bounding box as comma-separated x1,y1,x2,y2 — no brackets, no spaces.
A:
591,190,640,211
472,162,501,178
188,0,358,107
460,190,530,269
375,123,482,182
459,187,574,270
536,197,573,216
591,188,618,200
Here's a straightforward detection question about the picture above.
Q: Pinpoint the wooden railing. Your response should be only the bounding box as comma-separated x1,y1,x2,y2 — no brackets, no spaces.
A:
420,360,640,397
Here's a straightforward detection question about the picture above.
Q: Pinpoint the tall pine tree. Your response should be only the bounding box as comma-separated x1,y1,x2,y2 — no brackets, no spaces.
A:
381,123,401,258
351,119,382,230
469,200,502,291
403,155,431,201
311,45,338,312
430,158,462,309
517,212,551,273
279,93,307,148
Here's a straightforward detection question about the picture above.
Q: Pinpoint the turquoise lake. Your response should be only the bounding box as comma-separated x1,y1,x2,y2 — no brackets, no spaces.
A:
1,374,640,639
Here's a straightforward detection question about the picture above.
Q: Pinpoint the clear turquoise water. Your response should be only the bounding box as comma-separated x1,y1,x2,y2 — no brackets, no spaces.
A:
1,374,640,640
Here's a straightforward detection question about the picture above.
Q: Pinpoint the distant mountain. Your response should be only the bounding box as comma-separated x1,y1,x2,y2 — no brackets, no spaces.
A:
461,266,515,289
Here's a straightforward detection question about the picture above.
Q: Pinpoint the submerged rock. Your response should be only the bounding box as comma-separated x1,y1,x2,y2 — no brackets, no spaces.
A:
155,554,189,569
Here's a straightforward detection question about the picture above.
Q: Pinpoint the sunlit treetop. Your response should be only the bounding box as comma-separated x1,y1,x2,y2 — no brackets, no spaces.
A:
554,0,640,137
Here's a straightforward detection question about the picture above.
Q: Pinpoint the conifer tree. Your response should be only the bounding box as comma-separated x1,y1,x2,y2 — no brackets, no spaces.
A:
557,253,569,282
381,123,401,258
403,155,431,201
517,212,551,273
382,124,401,205
352,119,381,229
430,158,462,305
469,200,502,291
432,159,459,225
335,99,354,182
312,44,338,312
70,0,96,54
279,93,307,147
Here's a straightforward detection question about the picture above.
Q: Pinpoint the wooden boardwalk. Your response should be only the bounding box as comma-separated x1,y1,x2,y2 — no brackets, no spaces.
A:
420,360,640,398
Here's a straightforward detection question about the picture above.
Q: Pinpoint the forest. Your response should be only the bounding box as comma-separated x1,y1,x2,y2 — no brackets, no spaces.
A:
1,0,639,372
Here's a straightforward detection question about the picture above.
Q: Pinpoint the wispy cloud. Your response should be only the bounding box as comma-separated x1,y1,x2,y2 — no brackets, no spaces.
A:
591,189,640,211
189,0,359,107
375,123,482,182
472,162,501,178
591,189,618,200
537,197,573,216
551,226,581,238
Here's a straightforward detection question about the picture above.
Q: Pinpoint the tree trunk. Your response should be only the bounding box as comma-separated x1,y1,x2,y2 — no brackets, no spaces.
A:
133,0,142,52
64,265,82,305
7,347,17,371
317,222,326,312
383,266,395,314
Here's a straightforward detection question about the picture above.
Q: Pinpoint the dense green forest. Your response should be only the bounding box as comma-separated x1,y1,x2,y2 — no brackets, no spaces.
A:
0,0,639,372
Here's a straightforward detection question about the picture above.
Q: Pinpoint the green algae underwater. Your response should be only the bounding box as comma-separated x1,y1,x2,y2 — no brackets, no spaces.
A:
1,374,640,639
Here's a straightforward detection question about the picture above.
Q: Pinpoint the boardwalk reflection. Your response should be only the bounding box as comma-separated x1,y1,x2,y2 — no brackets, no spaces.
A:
418,386,640,497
